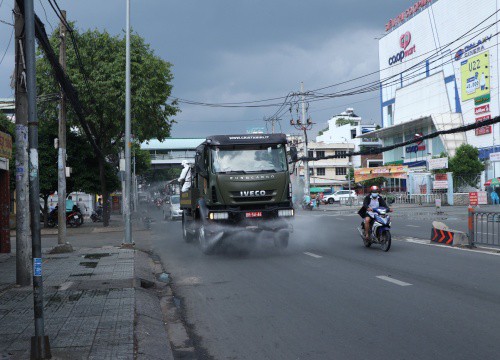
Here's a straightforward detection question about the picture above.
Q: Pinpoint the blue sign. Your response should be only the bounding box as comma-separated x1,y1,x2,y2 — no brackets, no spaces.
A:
33,258,42,277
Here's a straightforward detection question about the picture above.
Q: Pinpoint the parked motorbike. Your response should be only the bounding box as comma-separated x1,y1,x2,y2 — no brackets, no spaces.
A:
301,196,315,211
357,207,392,252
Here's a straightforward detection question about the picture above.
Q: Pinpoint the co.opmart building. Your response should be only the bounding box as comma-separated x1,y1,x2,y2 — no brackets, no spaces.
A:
359,0,500,182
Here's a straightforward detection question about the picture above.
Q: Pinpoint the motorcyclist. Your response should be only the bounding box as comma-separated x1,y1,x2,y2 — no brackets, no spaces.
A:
358,186,391,241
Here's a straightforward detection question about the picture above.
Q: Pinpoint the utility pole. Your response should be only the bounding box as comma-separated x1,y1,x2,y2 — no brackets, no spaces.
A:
301,82,310,195
56,10,71,252
14,2,31,286
24,0,50,357
290,82,313,196
123,0,133,246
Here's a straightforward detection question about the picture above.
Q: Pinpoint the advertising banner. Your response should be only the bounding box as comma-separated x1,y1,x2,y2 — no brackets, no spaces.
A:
354,166,408,182
428,157,448,170
475,114,492,136
0,131,12,159
433,181,448,189
490,152,500,162
461,51,490,102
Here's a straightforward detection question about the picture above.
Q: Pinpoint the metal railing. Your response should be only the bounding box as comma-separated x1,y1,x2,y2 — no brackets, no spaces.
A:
470,209,500,247
388,193,445,205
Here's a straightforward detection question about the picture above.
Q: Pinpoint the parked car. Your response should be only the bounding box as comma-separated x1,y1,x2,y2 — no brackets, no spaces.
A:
322,190,357,204
162,195,182,221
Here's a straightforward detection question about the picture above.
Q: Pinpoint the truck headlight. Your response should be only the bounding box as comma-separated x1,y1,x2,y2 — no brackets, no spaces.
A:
278,209,294,217
209,212,229,220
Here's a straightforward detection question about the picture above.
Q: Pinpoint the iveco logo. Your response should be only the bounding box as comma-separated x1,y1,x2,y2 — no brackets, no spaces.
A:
240,190,266,197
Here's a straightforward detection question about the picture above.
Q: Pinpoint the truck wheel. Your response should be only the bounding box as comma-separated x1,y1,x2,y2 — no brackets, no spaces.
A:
328,198,334,204
274,231,289,250
182,214,194,243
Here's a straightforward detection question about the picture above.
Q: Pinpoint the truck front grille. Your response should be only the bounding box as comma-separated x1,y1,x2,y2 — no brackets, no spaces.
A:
230,190,276,203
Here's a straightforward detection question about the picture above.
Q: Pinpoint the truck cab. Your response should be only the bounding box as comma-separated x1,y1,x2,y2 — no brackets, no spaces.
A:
180,134,294,254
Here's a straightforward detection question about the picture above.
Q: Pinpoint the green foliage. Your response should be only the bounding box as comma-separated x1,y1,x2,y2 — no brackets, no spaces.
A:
35,24,176,202
449,144,484,188
449,144,484,176
144,167,181,182
0,112,14,136
335,118,358,127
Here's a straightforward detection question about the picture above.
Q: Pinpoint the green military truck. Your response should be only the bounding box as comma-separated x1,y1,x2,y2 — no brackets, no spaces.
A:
180,134,295,254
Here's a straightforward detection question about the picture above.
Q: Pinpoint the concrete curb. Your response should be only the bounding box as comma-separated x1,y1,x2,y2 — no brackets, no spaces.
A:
134,250,175,360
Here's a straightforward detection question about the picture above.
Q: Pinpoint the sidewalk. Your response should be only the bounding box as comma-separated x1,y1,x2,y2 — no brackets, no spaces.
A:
0,243,174,359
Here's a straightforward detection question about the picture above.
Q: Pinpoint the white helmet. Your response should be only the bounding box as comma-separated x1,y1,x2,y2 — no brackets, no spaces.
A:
181,160,188,167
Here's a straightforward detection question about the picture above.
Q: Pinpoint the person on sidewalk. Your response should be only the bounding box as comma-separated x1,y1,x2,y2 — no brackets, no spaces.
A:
491,189,500,204
358,186,391,241
178,160,192,193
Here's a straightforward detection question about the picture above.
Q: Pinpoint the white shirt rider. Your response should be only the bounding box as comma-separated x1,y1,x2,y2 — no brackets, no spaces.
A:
178,160,192,192
367,196,379,218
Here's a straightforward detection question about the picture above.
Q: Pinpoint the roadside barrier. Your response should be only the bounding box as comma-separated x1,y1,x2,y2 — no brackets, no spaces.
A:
390,193,444,205
431,228,454,245
469,207,500,247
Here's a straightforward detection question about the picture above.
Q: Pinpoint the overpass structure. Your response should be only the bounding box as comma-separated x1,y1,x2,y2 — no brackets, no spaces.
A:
140,138,205,170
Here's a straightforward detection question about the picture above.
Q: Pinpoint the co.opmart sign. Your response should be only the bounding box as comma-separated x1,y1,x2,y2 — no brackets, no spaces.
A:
388,31,416,66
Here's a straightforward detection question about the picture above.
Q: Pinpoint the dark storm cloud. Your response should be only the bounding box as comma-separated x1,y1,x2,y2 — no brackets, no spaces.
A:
0,0,418,136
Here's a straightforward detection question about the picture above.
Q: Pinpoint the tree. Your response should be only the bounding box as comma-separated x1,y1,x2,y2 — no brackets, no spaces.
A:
36,25,178,226
335,118,358,127
317,126,329,136
449,144,484,188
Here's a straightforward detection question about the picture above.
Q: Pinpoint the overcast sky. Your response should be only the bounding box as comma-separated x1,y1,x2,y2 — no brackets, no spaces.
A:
0,0,418,139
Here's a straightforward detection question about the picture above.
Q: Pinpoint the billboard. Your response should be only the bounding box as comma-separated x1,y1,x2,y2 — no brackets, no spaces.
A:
354,165,408,182
461,51,490,102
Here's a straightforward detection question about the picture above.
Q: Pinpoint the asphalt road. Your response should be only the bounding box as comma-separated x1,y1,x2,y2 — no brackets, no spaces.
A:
143,208,500,360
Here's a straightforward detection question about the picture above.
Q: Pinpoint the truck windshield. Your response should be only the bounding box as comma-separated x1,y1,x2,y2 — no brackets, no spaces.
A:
211,145,287,173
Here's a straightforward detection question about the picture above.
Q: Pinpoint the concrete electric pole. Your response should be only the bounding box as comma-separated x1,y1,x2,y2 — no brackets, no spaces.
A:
56,10,72,252
14,2,31,286
123,0,133,246
24,0,50,357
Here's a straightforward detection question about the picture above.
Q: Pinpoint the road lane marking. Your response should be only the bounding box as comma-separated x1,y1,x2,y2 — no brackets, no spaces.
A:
406,225,420,228
376,276,412,287
304,252,322,259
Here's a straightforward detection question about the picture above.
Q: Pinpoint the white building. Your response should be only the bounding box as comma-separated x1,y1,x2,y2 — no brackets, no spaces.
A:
295,140,355,190
360,0,500,181
316,108,382,168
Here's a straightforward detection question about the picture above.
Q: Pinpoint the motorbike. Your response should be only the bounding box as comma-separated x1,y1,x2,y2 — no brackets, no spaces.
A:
91,206,103,223
301,196,315,211
357,207,392,252
47,205,83,228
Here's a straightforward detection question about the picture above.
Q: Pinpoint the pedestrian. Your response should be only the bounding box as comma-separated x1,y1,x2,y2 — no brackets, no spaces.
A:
492,188,500,205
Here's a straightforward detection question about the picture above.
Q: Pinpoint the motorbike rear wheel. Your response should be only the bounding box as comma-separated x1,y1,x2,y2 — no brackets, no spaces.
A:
380,231,391,252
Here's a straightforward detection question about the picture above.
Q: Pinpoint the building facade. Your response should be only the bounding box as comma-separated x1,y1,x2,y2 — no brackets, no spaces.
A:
296,140,355,190
363,0,500,181
316,108,382,168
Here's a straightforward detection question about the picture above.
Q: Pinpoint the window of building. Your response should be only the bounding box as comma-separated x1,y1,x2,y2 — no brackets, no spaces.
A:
316,150,325,158
387,104,393,126
336,167,347,176
335,150,347,158
317,168,325,176
308,150,314,158
351,129,357,139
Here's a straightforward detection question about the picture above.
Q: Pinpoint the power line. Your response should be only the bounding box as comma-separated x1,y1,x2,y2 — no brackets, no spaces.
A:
0,13,14,66
294,115,500,163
